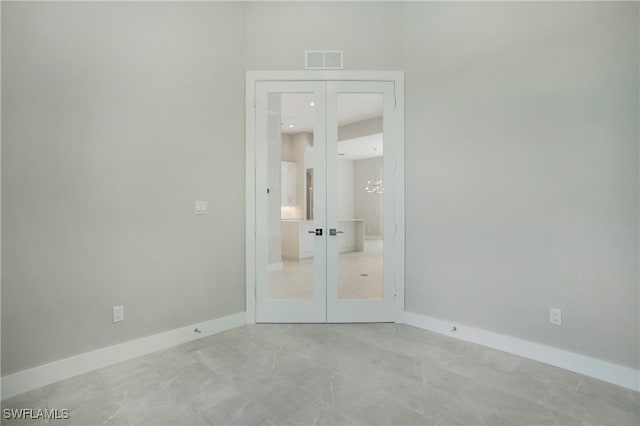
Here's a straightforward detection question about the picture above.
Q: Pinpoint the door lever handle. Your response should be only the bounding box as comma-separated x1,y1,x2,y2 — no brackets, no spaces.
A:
308,228,323,236
329,229,344,236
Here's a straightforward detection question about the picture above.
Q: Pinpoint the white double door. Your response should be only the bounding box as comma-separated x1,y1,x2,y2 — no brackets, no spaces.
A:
255,80,396,323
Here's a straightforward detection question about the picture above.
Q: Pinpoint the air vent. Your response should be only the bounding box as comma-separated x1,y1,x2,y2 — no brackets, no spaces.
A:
305,50,344,70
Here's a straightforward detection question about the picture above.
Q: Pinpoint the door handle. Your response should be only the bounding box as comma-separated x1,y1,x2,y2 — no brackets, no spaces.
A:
329,229,344,236
308,228,323,236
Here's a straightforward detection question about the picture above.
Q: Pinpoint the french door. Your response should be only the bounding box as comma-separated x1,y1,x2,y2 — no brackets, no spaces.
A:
253,79,397,323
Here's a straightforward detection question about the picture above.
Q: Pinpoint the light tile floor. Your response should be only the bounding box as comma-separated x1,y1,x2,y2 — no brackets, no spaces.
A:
269,240,384,300
2,323,639,426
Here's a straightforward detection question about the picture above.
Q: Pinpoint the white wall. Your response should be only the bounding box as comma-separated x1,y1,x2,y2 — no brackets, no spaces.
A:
0,0,3,397
245,1,404,70
282,132,308,220
1,1,246,375
404,1,639,369
338,116,382,141
337,157,354,220
2,0,638,379
281,133,293,162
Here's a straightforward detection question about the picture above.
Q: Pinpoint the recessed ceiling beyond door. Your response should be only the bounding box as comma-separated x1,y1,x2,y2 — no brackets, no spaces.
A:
281,93,382,134
281,93,383,160
337,134,383,160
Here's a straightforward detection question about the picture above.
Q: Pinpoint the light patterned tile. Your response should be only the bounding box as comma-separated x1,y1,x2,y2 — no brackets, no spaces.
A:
45,372,110,412
459,382,582,426
2,388,47,411
118,389,204,426
50,395,124,426
3,324,636,426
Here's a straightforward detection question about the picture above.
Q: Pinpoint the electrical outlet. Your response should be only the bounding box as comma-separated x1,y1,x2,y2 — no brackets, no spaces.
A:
113,305,124,323
194,200,208,215
550,308,562,326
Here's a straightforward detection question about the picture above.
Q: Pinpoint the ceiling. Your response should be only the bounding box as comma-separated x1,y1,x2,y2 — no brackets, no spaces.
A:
280,93,383,160
337,134,383,160
280,93,382,134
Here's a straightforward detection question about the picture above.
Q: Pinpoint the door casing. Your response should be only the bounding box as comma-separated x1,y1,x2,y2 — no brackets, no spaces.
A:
245,71,405,324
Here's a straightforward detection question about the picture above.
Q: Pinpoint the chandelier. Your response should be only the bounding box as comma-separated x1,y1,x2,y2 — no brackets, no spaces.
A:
365,178,383,194
364,149,383,194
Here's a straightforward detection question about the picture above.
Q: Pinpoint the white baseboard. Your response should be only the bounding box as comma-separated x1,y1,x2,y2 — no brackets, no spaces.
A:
1,312,246,400
4,311,637,399
401,311,640,392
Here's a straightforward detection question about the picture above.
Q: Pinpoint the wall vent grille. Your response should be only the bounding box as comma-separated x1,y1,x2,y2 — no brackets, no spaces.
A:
305,50,343,69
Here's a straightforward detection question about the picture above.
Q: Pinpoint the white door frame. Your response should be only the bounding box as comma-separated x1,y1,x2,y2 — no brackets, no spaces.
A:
254,81,327,323
245,70,405,324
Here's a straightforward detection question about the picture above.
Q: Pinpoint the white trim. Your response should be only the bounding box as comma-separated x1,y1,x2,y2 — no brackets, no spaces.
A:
245,70,406,324
401,311,640,392
1,312,246,400
247,70,403,83
254,81,328,323
392,75,405,323
246,74,257,325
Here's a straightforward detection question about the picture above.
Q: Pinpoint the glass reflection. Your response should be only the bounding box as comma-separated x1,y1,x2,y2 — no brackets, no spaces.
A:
267,93,316,300
336,93,384,300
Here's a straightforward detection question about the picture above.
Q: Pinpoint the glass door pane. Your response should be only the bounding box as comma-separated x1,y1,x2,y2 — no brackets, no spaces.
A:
326,81,396,322
336,93,384,300
268,93,316,300
255,82,326,323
